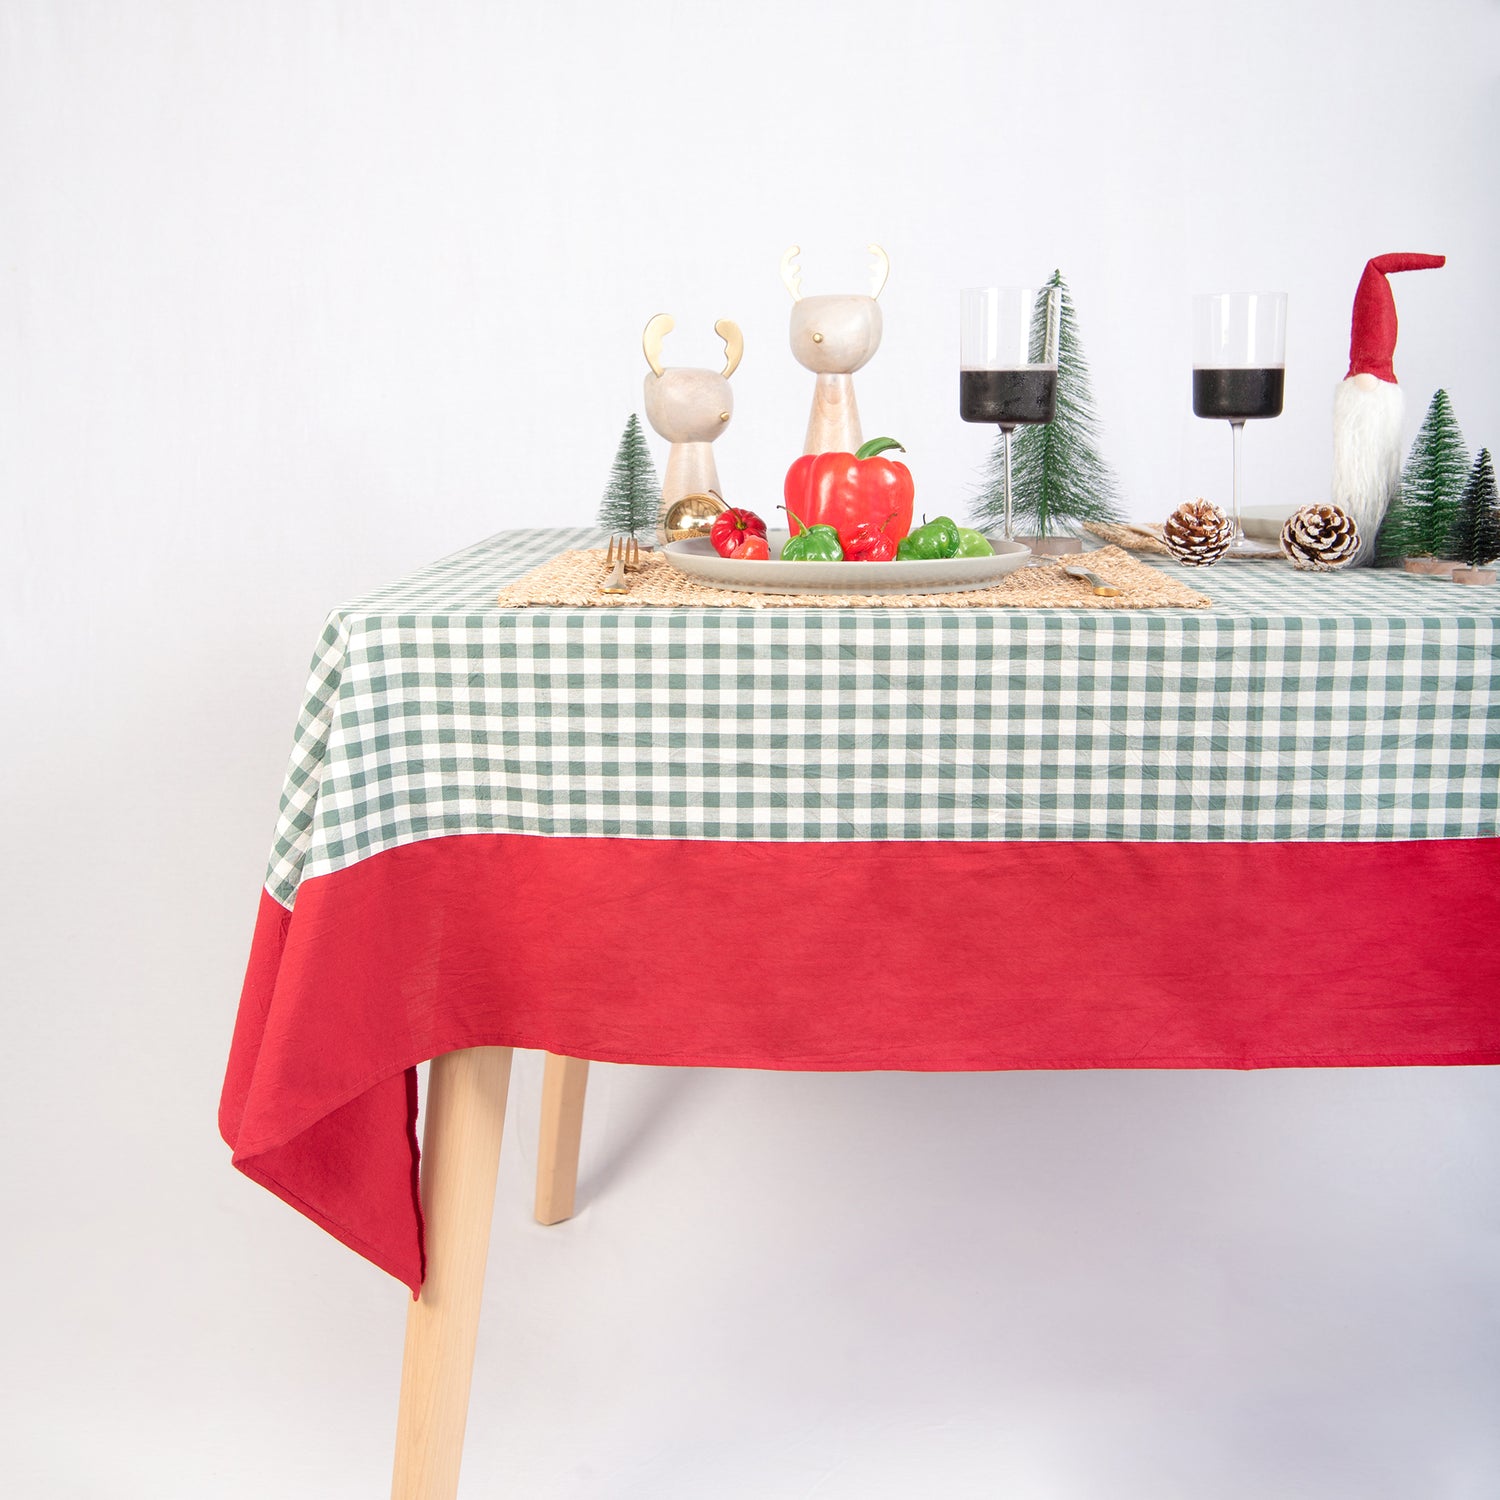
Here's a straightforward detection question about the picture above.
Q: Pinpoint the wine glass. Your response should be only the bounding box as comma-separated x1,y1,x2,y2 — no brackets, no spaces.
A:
960,285,1060,541
1192,292,1287,558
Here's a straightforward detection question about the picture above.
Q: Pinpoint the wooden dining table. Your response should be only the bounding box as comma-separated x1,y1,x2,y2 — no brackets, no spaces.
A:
220,527,1500,1497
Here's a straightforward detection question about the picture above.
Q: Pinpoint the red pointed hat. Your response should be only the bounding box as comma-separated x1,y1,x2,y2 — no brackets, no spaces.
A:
1346,252,1445,383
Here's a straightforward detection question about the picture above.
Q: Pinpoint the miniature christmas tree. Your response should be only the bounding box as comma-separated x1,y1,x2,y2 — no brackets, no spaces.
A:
1378,389,1470,560
597,413,660,539
1447,448,1500,568
970,270,1124,538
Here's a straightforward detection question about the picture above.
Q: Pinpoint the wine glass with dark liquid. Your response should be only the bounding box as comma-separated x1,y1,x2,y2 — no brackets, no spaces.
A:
960,285,1060,540
1192,292,1287,558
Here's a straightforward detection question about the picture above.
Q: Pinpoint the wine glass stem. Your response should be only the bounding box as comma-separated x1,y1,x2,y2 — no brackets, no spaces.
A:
1002,425,1014,541
1230,420,1245,540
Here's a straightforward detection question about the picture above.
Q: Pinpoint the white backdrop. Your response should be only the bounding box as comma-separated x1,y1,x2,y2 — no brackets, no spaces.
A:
3,2,1498,1496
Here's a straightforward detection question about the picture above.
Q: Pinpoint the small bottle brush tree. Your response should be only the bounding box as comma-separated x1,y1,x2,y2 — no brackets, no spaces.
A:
1448,447,1500,569
1378,389,1470,560
597,413,661,539
970,270,1125,539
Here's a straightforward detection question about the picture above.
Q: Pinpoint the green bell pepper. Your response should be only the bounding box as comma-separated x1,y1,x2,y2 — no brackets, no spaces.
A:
781,526,843,562
779,507,845,561
898,515,962,559
953,527,995,557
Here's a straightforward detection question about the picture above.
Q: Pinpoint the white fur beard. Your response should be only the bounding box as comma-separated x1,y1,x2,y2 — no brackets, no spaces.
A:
1331,376,1405,565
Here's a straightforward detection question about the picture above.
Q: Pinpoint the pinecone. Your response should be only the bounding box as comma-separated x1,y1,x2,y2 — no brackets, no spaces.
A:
1164,500,1233,565
1280,504,1360,571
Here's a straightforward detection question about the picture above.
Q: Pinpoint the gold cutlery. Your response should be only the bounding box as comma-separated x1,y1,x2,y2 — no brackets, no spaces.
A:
1061,564,1123,597
601,535,641,594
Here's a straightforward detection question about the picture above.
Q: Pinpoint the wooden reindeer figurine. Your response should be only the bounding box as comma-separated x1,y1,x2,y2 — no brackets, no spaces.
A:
781,244,889,454
642,314,743,511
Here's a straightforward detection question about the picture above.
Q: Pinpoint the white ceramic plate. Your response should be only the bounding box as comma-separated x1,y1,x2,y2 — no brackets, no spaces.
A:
1239,504,1297,541
663,531,1033,595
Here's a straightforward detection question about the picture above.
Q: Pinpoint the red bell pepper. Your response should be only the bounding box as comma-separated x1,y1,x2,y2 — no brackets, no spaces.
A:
783,437,915,551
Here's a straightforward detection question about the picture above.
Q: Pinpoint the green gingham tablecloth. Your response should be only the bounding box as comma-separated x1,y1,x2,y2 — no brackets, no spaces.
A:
265,528,1499,907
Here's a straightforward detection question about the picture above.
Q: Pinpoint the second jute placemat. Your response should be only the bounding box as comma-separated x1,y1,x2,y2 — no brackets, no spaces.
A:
1082,521,1172,555
495,544,1210,610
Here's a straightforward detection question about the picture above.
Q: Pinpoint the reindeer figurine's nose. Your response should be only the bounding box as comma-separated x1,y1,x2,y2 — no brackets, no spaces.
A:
812,332,824,343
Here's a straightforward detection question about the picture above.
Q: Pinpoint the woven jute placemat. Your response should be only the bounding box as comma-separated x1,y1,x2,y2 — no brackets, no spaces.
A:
495,544,1209,610
1082,520,1172,555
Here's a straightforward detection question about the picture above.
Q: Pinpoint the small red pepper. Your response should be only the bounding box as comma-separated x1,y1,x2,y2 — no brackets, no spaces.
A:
729,533,770,560
783,437,915,552
843,510,901,561
710,506,768,558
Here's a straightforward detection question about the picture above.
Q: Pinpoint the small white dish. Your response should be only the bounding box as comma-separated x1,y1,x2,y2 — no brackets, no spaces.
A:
1239,505,1298,542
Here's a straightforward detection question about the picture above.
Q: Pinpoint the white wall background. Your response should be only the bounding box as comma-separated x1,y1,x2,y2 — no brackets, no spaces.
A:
3,2,1498,1496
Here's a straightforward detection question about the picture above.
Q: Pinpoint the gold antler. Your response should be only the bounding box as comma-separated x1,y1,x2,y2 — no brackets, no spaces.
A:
779,246,803,302
642,313,674,376
715,319,743,378
868,243,890,299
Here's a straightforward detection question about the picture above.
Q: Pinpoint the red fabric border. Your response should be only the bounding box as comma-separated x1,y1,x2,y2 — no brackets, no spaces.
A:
220,834,1500,1291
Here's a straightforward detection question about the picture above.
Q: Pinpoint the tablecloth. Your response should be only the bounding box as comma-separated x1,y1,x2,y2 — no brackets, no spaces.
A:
221,528,1500,1290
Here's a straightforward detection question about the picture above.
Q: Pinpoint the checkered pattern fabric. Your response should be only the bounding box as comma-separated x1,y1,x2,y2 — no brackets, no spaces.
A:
265,528,1500,906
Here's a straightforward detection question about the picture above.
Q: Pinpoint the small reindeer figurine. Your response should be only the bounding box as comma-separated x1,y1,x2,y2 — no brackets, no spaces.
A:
781,244,889,454
642,314,743,512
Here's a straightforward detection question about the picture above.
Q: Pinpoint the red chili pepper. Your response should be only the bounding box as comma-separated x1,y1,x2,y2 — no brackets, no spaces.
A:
783,437,915,553
843,511,901,561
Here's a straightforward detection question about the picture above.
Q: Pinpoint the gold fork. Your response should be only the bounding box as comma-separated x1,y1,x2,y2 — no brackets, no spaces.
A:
601,535,641,594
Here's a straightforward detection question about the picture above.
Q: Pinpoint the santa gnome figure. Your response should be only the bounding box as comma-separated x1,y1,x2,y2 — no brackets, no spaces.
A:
1332,251,1445,563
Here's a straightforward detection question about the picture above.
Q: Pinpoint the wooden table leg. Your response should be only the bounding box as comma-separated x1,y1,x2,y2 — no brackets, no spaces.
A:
391,1046,513,1500
534,1053,590,1226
